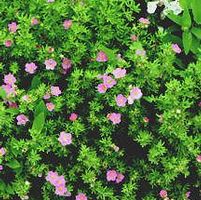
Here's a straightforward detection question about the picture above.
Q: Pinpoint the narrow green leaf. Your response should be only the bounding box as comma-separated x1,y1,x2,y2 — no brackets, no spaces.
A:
182,31,192,54
191,0,201,24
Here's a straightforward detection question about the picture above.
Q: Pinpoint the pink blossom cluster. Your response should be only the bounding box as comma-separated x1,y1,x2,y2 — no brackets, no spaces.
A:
172,44,181,54
106,170,124,183
58,132,72,146
69,113,78,121
97,68,126,93
16,114,29,125
0,147,6,157
159,190,167,198
25,62,38,74
8,22,18,33
43,86,62,111
46,171,71,196
96,51,108,62
76,193,88,200
2,73,17,97
107,113,121,124
139,17,150,25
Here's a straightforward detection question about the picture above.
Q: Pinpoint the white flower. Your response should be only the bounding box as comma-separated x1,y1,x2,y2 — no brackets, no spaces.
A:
163,0,183,15
127,96,134,105
147,1,159,14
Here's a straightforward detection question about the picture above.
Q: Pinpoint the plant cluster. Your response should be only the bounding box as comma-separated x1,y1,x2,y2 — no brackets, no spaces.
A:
0,0,200,200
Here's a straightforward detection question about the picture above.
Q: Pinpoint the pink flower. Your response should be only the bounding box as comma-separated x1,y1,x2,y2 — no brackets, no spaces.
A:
159,190,168,198
47,0,55,2
44,59,57,70
107,113,121,124
16,114,29,125
58,132,72,146
96,51,108,62
139,17,150,25
196,155,201,162
43,93,51,100
4,73,16,86
97,83,107,93
31,18,39,25
0,148,6,157
8,22,18,33
22,95,30,102
112,68,126,79
130,87,143,100
2,84,16,97
106,170,117,181
46,171,59,185
54,175,66,187
63,20,72,29
0,165,3,171
186,191,191,198
103,75,116,88
62,58,72,71
116,172,125,183
172,44,181,54
76,193,88,200
143,117,149,123
69,113,78,121
46,102,55,111
135,49,146,56
198,101,201,107
55,185,67,196
131,34,138,41
116,94,127,107
51,86,61,96
8,101,18,108
4,40,12,47
25,62,38,74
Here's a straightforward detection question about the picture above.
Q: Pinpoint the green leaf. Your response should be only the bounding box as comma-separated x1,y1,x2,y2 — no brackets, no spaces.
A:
30,75,41,89
167,13,182,26
181,9,191,28
6,159,21,169
0,87,6,99
180,0,191,9
191,27,201,39
182,31,192,54
34,100,47,118
32,112,45,133
191,0,201,24
190,35,200,54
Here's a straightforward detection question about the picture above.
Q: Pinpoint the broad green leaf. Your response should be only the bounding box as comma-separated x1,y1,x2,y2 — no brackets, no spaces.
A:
182,31,192,54
0,180,6,191
167,13,182,26
190,36,200,54
181,9,191,28
6,159,21,169
30,75,41,89
191,0,201,24
34,100,47,118
0,87,6,99
180,0,191,9
191,27,201,39
32,112,45,133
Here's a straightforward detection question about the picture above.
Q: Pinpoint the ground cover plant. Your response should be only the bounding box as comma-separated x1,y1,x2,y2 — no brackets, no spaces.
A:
0,0,200,199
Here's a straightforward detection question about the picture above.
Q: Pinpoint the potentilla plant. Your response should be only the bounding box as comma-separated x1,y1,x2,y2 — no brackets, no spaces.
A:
0,0,200,200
